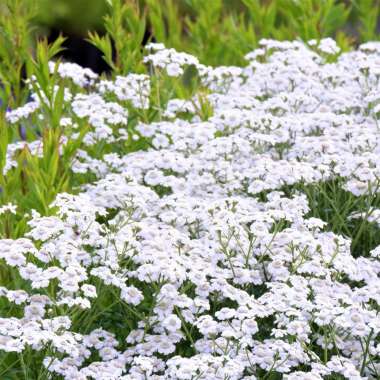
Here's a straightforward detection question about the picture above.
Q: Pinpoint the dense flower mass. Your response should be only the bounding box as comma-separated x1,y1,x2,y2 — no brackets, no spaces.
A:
2,39,380,379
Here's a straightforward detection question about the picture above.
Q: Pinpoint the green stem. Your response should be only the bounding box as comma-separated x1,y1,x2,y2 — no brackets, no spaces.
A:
174,306,196,354
360,329,374,376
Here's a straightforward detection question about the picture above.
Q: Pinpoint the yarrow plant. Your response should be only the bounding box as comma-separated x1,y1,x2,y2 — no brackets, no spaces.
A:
2,33,380,379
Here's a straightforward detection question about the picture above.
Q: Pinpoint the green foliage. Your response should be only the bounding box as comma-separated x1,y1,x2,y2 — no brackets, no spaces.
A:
0,36,84,238
182,0,252,66
36,0,108,35
0,112,9,175
242,0,278,37
88,0,146,74
145,0,183,49
0,0,35,110
53,0,380,69
353,0,380,41
28,36,66,128
276,0,352,40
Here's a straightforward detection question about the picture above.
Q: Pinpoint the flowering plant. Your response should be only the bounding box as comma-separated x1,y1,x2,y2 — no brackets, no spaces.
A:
1,37,380,379
1,1,380,379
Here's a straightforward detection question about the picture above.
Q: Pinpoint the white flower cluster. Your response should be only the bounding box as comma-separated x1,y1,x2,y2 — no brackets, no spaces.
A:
0,202,17,215
71,93,128,144
49,61,98,87
144,43,200,77
2,39,380,379
5,94,40,124
98,74,151,109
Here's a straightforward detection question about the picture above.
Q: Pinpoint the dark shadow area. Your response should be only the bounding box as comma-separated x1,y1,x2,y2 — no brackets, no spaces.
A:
47,26,153,75
48,28,112,74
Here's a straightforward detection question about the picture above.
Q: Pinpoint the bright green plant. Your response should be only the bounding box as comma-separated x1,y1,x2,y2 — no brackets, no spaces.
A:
145,0,183,50
242,0,279,38
88,0,146,74
0,36,89,238
353,0,380,41
0,0,35,111
276,0,352,41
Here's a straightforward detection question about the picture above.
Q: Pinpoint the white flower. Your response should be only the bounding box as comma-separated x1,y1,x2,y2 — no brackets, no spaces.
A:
0,203,17,215
81,284,97,298
167,63,183,77
121,286,144,305
162,314,181,333
156,339,176,355
196,315,219,336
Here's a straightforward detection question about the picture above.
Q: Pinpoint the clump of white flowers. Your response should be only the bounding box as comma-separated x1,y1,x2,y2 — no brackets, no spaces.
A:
2,39,380,379
97,74,151,109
